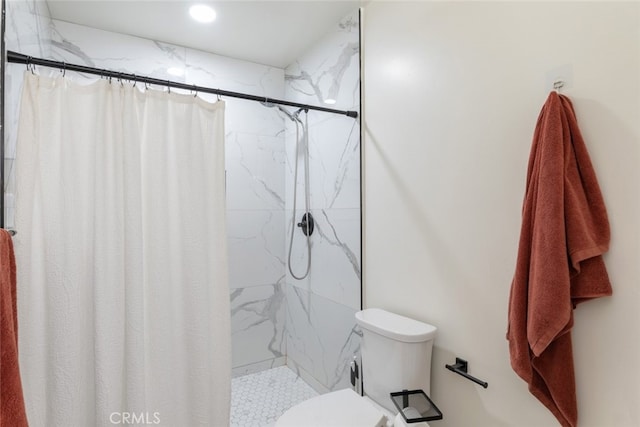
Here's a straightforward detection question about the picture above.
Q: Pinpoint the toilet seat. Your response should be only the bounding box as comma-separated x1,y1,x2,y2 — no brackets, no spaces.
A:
275,388,388,427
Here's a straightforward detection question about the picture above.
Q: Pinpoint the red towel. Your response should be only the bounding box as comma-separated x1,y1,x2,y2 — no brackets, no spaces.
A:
507,92,611,427
0,229,28,427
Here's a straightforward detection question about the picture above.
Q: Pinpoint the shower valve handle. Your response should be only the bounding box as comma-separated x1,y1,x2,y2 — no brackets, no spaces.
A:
296,212,315,236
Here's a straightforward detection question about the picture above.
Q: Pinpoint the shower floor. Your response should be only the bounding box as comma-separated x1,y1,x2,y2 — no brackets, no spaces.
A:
230,366,319,427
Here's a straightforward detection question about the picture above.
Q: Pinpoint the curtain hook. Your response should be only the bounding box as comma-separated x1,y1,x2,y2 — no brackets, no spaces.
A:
26,56,32,74
61,62,66,77
192,84,198,98
132,74,137,87
217,93,221,101
167,80,171,94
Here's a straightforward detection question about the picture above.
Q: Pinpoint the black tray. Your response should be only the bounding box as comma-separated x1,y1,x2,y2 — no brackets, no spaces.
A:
390,389,443,423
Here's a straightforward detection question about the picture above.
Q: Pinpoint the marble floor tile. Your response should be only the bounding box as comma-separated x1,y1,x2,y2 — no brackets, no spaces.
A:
231,366,318,427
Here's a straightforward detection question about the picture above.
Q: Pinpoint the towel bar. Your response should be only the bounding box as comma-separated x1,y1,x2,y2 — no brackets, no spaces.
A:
445,358,488,388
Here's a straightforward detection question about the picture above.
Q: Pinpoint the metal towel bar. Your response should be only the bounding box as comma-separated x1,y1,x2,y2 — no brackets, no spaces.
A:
445,357,488,388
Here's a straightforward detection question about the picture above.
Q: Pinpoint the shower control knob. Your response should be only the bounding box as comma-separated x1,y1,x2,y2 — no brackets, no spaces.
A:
296,212,315,236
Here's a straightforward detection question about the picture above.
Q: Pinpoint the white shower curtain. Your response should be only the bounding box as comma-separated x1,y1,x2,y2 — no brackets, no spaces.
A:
14,72,230,427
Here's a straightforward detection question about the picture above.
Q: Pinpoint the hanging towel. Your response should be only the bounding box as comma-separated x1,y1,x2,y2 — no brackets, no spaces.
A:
507,92,611,427
0,229,28,427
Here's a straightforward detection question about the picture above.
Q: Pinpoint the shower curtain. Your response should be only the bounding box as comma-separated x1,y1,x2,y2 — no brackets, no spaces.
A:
13,72,230,427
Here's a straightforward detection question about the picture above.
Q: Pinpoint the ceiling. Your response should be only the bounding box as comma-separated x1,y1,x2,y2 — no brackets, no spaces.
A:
46,0,361,69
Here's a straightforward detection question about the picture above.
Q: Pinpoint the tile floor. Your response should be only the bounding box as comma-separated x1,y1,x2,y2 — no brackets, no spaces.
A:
230,366,319,427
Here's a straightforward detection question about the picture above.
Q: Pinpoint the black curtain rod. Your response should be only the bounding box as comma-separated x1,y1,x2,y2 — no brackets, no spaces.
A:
7,50,358,119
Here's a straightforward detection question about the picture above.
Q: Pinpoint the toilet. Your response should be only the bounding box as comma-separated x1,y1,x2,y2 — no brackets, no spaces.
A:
276,308,438,427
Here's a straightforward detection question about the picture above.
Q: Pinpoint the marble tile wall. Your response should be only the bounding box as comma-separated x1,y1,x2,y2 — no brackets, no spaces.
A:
283,10,362,392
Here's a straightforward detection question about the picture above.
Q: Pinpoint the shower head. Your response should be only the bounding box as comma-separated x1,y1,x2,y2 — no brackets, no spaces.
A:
260,101,304,123
277,105,305,123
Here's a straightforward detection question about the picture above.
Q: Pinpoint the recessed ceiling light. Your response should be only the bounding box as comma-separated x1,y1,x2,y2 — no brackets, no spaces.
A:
324,98,337,105
189,4,217,23
167,67,185,77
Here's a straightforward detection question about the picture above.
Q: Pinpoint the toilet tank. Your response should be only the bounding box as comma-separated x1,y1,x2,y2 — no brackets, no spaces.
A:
355,308,437,414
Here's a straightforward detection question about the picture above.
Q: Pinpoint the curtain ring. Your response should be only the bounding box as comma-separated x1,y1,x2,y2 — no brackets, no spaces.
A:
167,80,171,94
192,84,197,98
61,61,66,77
26,56,33,74
132,74,137,87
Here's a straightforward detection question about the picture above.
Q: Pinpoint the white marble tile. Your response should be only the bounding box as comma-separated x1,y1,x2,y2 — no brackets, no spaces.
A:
287,208,361,310
231,283,286,369
5,0,52,58
285,285,361,392
227,210,285,289
49,20,187,83
185,47,285,138
285,358,330,395
225,100,287,141
284,114,360,211
6,0,49,17
226,132,286,211
232,357,286,379
308,115,360,210
185,47,283,99
283,10,361,212
284,10,360,111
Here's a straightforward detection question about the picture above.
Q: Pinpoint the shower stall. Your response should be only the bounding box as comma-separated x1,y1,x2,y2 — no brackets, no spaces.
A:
229,9,362,392
2,1,361,425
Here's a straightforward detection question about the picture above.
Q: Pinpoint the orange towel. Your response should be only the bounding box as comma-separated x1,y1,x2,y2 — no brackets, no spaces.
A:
0,229,28,427
507,92,611,427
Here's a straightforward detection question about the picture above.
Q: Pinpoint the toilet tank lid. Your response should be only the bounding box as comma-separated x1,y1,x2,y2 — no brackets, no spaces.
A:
355,309,437,343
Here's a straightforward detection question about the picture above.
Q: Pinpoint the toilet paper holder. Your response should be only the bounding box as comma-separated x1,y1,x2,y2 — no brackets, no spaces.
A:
390,389,443,423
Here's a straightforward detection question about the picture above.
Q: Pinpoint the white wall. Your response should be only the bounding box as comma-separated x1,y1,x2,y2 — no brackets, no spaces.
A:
363,2,639,427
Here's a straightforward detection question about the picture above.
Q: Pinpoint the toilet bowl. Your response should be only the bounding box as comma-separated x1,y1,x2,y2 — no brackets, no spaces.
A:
275,388,390,427
276,309,437,427
275,388,428,427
